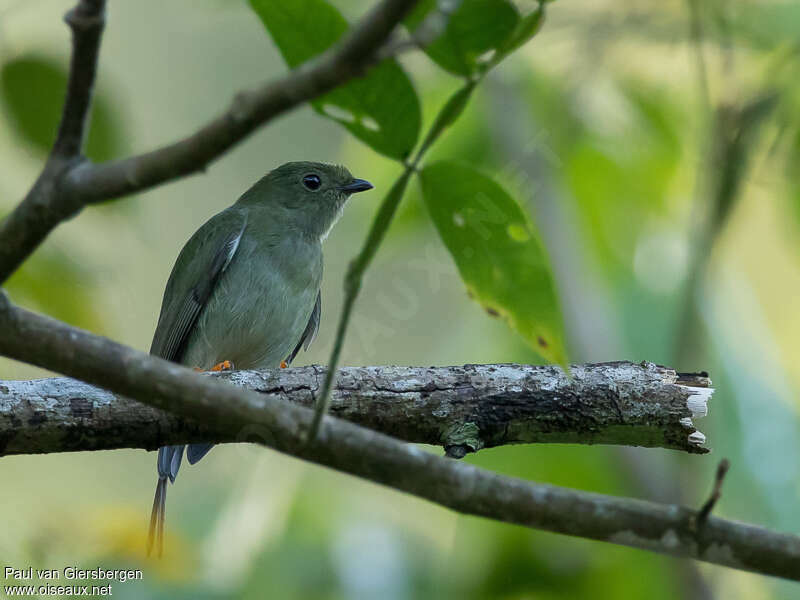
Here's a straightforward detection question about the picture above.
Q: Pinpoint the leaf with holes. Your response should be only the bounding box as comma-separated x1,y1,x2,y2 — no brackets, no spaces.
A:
405,0,520,76
419,161,568,366
0,55,123,161
249,0,420,160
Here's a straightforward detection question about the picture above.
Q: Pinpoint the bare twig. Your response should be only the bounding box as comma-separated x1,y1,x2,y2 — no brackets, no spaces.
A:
0,0,420,284
0,362,710,457
0,298,797,580
53,0,106,158
694,459,731,529
0,0,107,285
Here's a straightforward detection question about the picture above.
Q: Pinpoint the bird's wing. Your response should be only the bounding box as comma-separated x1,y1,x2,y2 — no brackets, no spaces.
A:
150,208,247,362
286,290,321,365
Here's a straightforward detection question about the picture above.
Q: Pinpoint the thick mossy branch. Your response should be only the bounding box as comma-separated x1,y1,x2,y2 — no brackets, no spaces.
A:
0,362,709,456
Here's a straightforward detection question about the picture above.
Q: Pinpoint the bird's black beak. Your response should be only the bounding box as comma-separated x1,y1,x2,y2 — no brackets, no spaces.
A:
338,178,373,194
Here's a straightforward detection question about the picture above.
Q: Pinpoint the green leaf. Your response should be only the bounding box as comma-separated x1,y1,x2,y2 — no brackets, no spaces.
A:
492,3,545,65
405,0,520,76
249,0,421,160
0,54,122,161
419,160,568,366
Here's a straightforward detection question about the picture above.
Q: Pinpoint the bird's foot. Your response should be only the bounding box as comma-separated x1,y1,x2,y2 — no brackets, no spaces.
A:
210,360,234,372
280,360,288,369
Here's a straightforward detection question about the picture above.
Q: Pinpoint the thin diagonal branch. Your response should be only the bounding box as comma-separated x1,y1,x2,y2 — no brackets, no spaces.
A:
62,0,420,204
0,0,420,285
0,362,711,457
0,298,798,581
311,77,477,439
311,169,414,436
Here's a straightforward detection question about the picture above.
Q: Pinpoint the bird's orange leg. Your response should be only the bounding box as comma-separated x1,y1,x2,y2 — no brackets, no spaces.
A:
210,360,234,372
193,361,235,372
280,360,288,369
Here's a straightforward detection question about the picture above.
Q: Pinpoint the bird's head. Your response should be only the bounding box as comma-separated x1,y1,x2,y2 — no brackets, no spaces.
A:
239,161,373,239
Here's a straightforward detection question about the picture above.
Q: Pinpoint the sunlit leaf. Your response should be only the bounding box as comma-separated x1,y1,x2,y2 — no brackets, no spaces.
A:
0,54,123,161
249,0,421,160
405,0,519,76
419,160,568,366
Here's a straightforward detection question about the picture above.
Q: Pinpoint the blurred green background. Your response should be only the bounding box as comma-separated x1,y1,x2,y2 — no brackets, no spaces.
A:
2,0,800,598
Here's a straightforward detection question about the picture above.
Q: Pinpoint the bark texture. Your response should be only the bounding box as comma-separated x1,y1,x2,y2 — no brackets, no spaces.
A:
0,362,710,457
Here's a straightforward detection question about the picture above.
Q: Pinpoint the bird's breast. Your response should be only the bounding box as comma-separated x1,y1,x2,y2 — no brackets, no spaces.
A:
183,235,322,371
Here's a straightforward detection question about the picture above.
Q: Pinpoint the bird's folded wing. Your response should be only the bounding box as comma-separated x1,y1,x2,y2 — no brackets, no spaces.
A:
149,208,247,362
286,291,321,364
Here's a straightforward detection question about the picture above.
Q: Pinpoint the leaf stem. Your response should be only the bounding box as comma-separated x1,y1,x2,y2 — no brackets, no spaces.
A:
309,80,478,441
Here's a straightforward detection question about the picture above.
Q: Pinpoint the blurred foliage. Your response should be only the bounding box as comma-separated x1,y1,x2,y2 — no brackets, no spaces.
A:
0,51,126,328
0,54,123,161
708,96,777,236
3,246,102,330
523,71,685,276
507,67,692,361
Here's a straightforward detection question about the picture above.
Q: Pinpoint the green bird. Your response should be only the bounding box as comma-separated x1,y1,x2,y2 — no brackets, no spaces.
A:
145,161,373,557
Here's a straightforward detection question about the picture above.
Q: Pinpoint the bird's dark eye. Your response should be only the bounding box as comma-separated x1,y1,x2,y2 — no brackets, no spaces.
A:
303,174,321,190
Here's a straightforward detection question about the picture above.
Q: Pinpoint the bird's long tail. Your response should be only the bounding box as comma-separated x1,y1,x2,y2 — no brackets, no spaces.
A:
146,444,184,557
146,477,167,558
